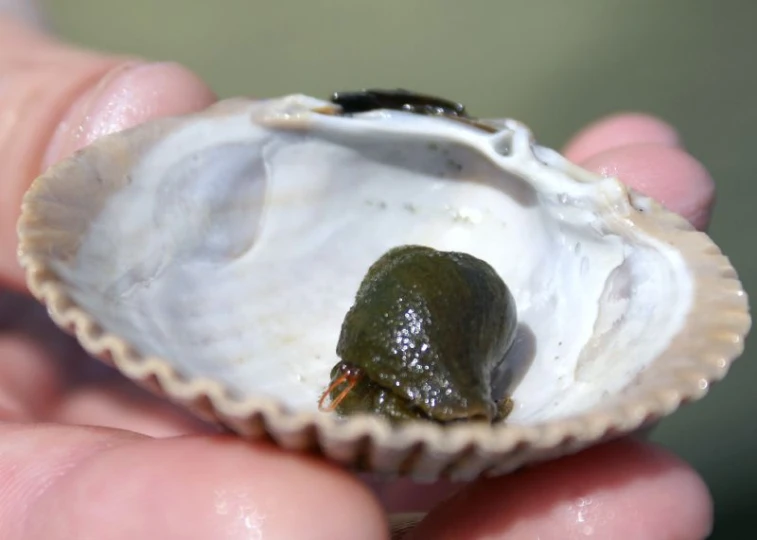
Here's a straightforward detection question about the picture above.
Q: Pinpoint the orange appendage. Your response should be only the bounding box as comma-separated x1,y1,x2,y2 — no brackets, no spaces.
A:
318,367,363,412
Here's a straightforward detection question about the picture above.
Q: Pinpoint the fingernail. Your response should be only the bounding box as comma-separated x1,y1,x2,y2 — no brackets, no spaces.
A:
43,60,145,167
44,61,215,168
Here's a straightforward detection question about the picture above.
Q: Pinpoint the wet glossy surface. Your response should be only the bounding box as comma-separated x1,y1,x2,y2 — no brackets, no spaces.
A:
324,245,518,423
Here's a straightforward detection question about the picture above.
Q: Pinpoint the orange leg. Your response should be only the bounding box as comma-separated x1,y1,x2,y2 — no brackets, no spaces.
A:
319,368,363,412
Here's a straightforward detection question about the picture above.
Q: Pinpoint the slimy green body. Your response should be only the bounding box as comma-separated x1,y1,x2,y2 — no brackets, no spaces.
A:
326,245,518,423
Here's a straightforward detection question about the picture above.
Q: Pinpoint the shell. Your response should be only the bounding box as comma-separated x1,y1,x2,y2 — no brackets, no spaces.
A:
17,93,750,482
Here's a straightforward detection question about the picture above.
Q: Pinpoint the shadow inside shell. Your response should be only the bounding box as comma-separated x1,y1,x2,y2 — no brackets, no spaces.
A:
491,323,536,403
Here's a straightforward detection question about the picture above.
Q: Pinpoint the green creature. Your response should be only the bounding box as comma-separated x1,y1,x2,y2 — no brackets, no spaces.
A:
319,245,518,424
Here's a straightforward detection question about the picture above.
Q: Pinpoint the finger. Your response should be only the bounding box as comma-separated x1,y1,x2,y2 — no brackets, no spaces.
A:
579,144,715,230
0,288,78,419
0,335,63,421
0,17,217,290
562,113,682,164
408,439,712,540
51,378,219,437
0,288,214,435
0,424,388,540
0,329,216,436
559,113,715,230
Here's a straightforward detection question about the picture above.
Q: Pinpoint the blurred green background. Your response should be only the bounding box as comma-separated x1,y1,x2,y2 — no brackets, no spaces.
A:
43,1,755,537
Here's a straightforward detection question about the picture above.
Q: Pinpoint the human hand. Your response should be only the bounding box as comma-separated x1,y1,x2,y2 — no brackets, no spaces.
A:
0,16,714,539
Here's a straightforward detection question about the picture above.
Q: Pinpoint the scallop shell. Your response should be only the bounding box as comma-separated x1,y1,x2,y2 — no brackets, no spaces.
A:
17,94,750,482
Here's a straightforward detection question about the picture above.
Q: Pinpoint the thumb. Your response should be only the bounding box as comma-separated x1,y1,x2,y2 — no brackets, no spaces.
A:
0,16,217,289
0,424,387,540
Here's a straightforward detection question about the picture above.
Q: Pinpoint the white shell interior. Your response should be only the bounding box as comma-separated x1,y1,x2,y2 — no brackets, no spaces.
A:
50,96,694,424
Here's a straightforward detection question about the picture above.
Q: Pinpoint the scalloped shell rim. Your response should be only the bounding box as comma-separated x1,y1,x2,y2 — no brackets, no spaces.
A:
16,100,751,480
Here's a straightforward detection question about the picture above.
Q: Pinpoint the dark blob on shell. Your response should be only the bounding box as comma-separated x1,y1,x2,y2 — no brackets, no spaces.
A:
325,245,518,423
330,88,468,117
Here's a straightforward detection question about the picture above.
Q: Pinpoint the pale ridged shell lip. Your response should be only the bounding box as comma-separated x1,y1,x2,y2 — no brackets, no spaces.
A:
16,96,751,481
